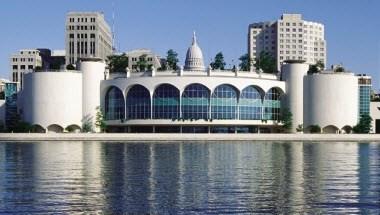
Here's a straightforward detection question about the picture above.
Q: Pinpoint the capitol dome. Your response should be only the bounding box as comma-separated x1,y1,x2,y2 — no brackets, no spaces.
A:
184,32,205,71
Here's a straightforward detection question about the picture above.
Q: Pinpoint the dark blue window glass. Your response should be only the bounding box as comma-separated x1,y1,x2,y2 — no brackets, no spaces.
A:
126,85,151,119
182,84,210,120
239,86,263,120
153,84,180,119
211,84,238,119
263,88,282,120
105,86,125,120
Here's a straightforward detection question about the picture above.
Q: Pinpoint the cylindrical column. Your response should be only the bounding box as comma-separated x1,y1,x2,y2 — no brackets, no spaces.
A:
80,58,105,132
281,61,309,132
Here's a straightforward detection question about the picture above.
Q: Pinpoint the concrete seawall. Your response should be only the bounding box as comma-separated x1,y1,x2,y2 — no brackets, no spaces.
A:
1,133,380,142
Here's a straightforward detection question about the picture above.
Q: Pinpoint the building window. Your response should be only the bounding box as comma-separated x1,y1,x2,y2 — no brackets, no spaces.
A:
239,86,263,120
28,65,33,69
126,85,151,119
20,65,25,70
153,84,180,119
182,84,210,120
105,86,125,120
12,65,17,70
263,88,282,120
211,84,238,120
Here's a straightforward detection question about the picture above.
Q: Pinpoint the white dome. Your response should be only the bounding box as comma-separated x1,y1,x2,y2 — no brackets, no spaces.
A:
184,32,205,71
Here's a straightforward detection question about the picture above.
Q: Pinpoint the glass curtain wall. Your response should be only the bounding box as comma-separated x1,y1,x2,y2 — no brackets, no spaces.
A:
153,84,180,119
182,84,210,120
126,85,151,119
105,86,125,120
239,86,263,120
211,84,238,119
263,88,282,120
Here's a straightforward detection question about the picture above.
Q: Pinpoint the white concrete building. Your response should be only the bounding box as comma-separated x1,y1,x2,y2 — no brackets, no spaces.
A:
303,72,359,133
370,102,380,133
248,14,326,71
18,34,362,134
65,12,113,66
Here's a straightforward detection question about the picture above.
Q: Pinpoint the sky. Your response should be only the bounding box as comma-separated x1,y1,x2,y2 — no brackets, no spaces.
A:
0,0,379,88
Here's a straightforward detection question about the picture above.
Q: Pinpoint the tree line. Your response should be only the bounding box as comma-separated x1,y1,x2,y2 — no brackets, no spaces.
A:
106,50,278,74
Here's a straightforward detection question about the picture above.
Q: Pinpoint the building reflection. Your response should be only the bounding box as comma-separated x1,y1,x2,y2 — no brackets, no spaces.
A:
0,141,379,214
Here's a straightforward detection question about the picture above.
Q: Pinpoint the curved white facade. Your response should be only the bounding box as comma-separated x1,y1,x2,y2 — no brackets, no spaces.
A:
81,59,105,131
282,62,309,132
303,73,358,133
22,71,82,131
100,70,285,133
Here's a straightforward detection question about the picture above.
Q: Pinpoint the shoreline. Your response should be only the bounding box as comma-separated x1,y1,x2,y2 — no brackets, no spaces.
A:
0,133,380,142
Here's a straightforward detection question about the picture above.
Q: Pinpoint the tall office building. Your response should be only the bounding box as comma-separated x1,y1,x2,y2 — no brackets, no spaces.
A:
10,49,43,87
248,14,326,71
65,12,113,66
357,74,372,117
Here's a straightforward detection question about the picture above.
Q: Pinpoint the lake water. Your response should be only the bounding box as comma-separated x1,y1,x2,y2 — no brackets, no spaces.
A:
0,141,379,214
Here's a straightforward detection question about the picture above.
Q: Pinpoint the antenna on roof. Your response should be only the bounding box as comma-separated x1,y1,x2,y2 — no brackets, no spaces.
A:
112,1,116,53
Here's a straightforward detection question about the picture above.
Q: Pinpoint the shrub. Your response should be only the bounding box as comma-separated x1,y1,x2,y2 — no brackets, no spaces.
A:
309,125,321,133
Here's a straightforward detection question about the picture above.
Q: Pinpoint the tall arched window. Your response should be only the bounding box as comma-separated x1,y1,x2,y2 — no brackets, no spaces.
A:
211,84,238,119
263,88,282,120
105,86,125,120
126,85,151,119
153,84,180,119
239,86,263,120
182,84,210,120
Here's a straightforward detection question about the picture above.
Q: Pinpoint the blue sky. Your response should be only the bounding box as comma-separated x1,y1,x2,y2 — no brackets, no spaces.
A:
0,0,379,88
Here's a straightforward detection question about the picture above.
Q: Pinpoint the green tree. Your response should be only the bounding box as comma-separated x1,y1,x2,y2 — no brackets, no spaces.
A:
238,53,251,71
81,115,93,133
281,108,293,132
136,54,149,71
6,113,32,133
334,66,345,73
308,60,324,74
166,49,179,70
95,106,106,132
210,52,226,70
107,53,129,73
66,64,75,70
296,124,304,133
254,51,276,73
309,125,321,133
353,114,372,133
34,66,43,72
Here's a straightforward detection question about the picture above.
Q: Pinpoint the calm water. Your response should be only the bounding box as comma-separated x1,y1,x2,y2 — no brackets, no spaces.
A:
0,141,379,214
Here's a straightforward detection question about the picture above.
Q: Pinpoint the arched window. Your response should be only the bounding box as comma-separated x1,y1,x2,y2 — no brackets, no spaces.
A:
153,84,180,119
211,84,238,119
126,85,151,119
105,86,125,120
239,86,263,120
182,84,210,120
263,88,282,120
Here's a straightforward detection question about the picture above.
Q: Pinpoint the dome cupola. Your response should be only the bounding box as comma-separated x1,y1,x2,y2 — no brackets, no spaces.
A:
184,32,205,71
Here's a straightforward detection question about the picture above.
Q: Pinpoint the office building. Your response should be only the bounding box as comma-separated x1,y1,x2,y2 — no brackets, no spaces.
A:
124,49,162,72
248,14,326,71
65,12,113,66
357,74,372,117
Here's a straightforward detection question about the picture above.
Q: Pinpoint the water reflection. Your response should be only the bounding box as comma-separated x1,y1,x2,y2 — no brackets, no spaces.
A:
0,141,379,214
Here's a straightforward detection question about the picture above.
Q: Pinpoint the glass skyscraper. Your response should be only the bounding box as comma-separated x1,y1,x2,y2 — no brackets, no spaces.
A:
357,75,372,117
